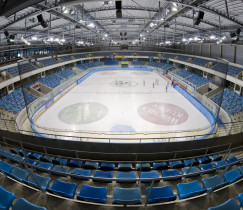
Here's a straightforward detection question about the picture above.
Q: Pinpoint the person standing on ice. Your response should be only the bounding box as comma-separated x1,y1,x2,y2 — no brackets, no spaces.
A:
166,82,169,92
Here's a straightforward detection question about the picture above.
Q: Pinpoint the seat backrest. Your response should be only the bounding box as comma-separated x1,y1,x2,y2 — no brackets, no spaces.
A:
12,198,46,210
0,186,16,209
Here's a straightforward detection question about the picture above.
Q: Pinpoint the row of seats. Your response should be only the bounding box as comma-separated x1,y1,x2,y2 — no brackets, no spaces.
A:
0,185,46,210
208,195,243,210
191,58,211,66
211,88,243,116
3,147,241,174
103,60,119,65
131,61,146,66
0,88,36,114
75,63,88,70
162,64,175,71
163,54,177,59
37,73,63,89
38,58,58,67
85,61,103,68
186,74,210,88
177,56,190,62
147,61,165,68
174,69,194,78
1,158,242,205
1,63,36,77
56,68,76,78
58,56,72,62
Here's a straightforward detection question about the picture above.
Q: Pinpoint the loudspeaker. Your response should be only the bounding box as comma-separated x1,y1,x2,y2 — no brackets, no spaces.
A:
116,9,122,18
115,1,121,10
115,1,122,18
9,34,15,40
4,30,9,37
197,11,204,20
236,28,241,35
194,11,204,26
37,14,48,28
37,14,44,22
194,18,201,26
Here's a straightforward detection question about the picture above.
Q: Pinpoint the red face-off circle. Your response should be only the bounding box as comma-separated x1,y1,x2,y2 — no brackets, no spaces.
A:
138,102,188,125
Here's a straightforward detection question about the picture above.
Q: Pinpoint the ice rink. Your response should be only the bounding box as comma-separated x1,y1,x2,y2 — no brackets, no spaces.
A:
35,70,211,133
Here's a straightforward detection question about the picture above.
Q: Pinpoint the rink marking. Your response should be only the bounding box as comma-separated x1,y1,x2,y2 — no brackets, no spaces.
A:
34,84,77,123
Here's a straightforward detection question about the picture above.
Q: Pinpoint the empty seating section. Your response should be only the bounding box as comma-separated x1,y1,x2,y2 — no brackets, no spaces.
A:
228,65,243,76
103,60,119,65
38,58,58,67
163,54,177,59
0,88,36,114
0,144,242,206
72,54,86,59
178,56,190,61
38,74,63,88
210,88,243,116
59,56,72,62
174,69,193,78
131,61,146,66
56,69,76,78
191,58,210,66
85,61,103,68
147,61,165,68
75,63,88,70
186,74,210,88
2,63,36,77
162,64,175,71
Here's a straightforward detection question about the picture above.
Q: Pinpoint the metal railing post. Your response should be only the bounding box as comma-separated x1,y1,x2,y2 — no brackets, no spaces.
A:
145,180,154,207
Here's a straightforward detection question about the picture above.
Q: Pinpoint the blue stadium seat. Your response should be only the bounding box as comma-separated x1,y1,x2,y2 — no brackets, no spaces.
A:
223,169,242,184
169,161,184,168
146,185,176,203
237,193,243,208
181,166,200,177
100,162,115,170
6,167,29,182
67,160,82,168
202,175,228,191
12,198,46,210
52,158,68,165
40,155,55,163
0,161,14,174
12,155,25,164
116,172,137,183
47,180,77,198
208,198,240,210
118,163,133,171
51,165,70,176
83,161,99,169
0,186,16,210
197,156,211,164
140,171,160,183
70,168,91,180
93,171,113,183
24,158,38,166
23,173,51,191
135,163,151,171
29,153,43,160
238,166,243,175
209,155,222,162
213,160,228,169
183,159,199,167
153,162,169,170
162,169,181,181
77,185,107,203
37,162,53,172
177,180,206,199
112,187,142,205
227,157,239,164
198,163,215,173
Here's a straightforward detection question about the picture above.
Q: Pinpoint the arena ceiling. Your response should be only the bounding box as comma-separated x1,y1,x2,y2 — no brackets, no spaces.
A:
0,0,242,47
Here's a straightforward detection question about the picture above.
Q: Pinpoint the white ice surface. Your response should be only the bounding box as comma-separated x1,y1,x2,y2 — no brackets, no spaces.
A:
35,70,211,132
